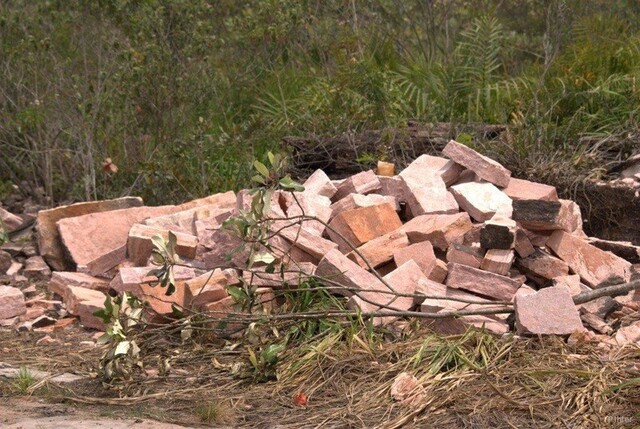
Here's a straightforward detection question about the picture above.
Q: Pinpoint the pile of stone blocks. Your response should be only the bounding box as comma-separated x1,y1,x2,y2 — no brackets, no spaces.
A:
2,140,639,345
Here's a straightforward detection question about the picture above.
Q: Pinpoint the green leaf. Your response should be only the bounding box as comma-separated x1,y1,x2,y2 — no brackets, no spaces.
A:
278,176,304,192
267,151,276,167
251,174,266,185
252,251,275,265
254,160,270,178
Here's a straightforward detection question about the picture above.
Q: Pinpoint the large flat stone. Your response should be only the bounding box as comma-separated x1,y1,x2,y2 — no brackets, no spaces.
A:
401,174,459,217
57,205,178,275
514,287,584,335
347,230,409,269
442,140,511,187
503,177,558,201
399,154,463,187
327,204,402,253
450,182,512,222
402,212,473,251
547,231,632,287
332,170,381,202
37,197,144,271
446,263,521,301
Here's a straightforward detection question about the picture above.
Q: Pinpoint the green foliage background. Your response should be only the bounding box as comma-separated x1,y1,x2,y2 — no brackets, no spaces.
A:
1,0,640,205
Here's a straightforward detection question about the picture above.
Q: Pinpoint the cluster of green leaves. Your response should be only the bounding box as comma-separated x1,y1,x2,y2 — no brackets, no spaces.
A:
95,293,145,382
3,1,640,205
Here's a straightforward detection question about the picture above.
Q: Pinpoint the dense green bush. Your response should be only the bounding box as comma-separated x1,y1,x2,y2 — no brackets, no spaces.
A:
1,0,639,205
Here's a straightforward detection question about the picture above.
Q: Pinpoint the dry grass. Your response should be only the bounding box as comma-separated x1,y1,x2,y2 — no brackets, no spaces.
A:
2,323,640,428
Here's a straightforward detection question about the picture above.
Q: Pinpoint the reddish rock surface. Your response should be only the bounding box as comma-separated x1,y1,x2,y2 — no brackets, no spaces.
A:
514,287,584,335
0,286,26,319
446,262,521,301
327,203,402,253
442,140,511,187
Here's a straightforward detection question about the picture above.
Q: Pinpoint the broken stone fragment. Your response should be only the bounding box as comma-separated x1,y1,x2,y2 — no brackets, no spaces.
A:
302,169,338,199
347,230,409,269
330,193,397,219
36,196,144,271
399,154,464,187
57,204,178,275
0,206,24,232
446,243,485,269
0,249,11,273
401,173,459,217
377,176,406,205
23,255,51,281
186,269,240,308
327,203,402,253
0,286,26,319
242,262,316,289
316,248,387,298
64,286,106,315
393,241,437,278
127,223,198,266
442,140,511,187
349,260,422,325
512,199,581,232
376,161,395,177
76,299,106,330
502,177,558,201
513,228,535,258
479,216,517,250
274,220,339,261
514,287,584,335
429,259,449,283
332,170,381,202
450,181,512,222
402,212,473,251
546,231,632,287
481,249,515,276
49,272,110,297
517,249,570,286
446,263,521,301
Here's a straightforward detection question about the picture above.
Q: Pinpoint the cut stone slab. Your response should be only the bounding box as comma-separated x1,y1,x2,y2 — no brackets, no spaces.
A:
0,207,23,232
547,231,633,287
446,263,521,301
327,203,402,253
349,260,422,325
514,287,584,335
400,174,459,217
76,299,106,330
503,177,558,201
402,212,473,251
481,249,515,276
0,286,26,319
57,204,178,275
49,272,110,296
517,249,570,286
199,228,246,268
330,193,396,219
446,244,485,269
393,241,436,278
109,266,196,294
399,154,464,187
480,216,517,250
442,140,511,187
37,196,144,271
65,286,106,315
347,230,409,269
332,170,381,202
303,169,338,198
512,199,581,232
22,256,51,281
127,224,198,266
418,280,508,319
450,182,512,222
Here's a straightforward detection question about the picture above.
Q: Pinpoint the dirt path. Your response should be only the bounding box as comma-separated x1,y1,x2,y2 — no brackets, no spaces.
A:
0,397,197,429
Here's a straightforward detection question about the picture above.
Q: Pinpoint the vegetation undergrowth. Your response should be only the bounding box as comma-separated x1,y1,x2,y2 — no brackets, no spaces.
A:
2,1,640,206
